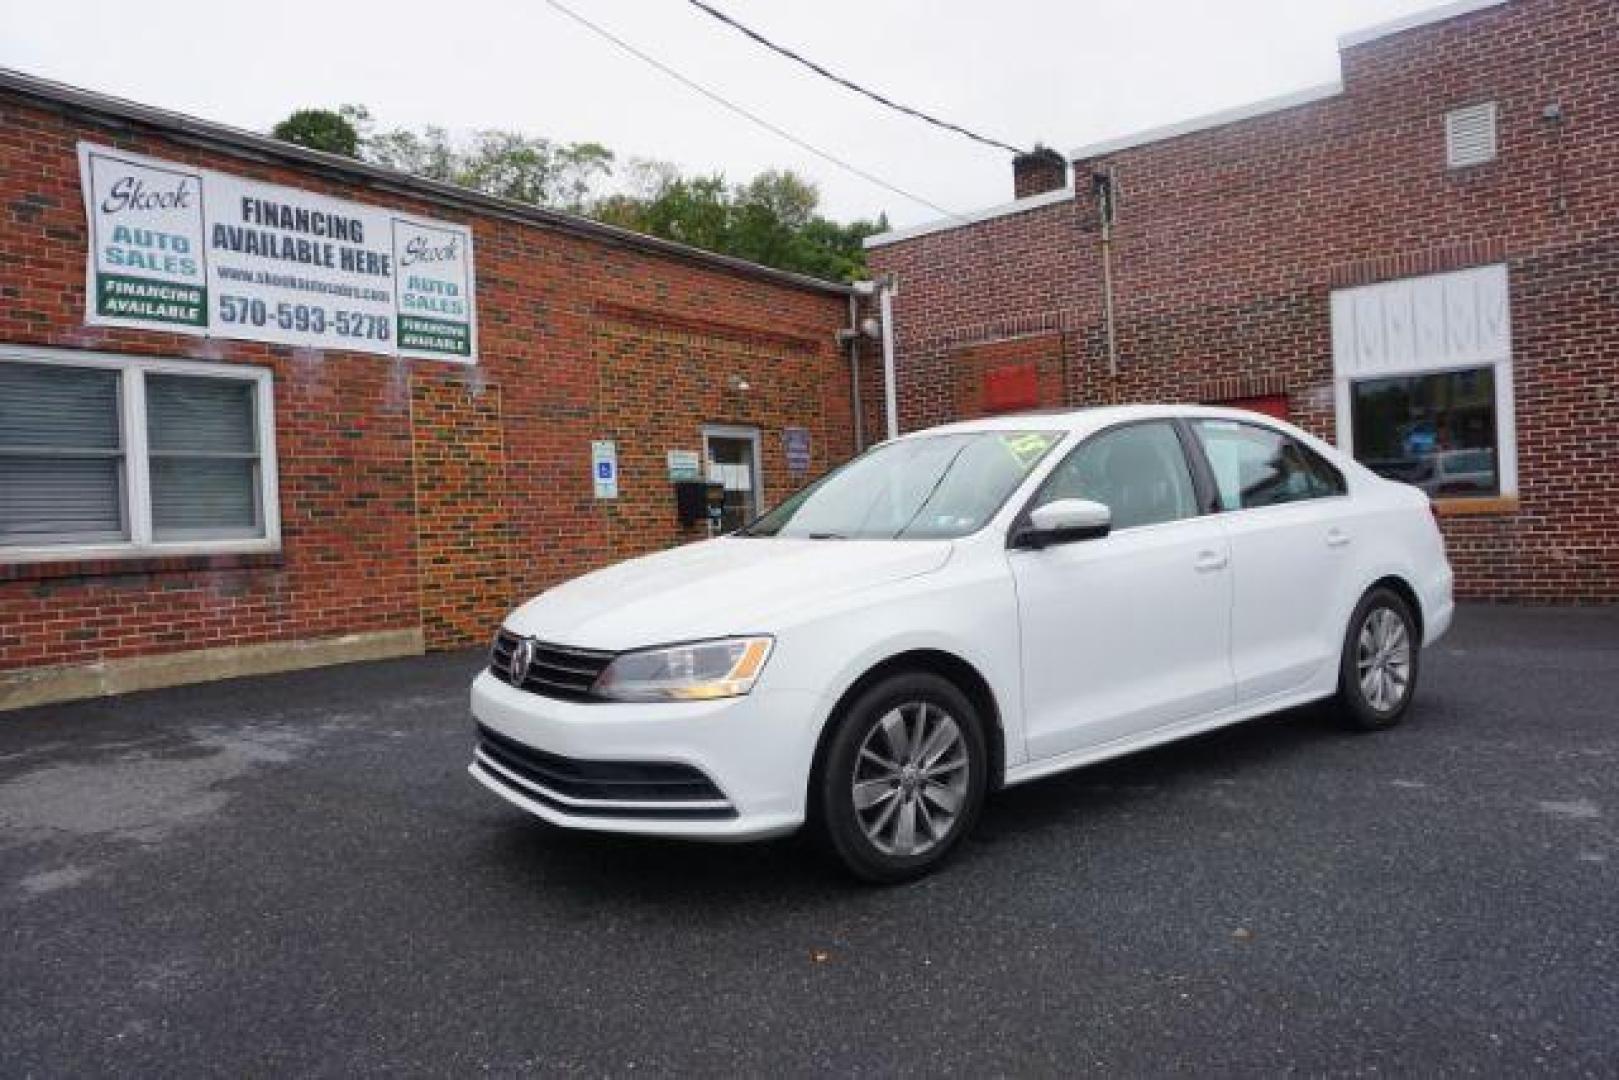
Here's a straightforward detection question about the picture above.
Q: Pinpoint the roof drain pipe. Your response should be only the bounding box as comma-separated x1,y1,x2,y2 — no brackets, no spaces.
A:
877,276,900,441
847,278,896,444
1093,169,1120,392
840,285,871,452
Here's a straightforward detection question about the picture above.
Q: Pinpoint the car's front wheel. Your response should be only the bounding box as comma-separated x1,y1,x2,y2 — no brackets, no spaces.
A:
1336,586,1421,731
815,671,989,883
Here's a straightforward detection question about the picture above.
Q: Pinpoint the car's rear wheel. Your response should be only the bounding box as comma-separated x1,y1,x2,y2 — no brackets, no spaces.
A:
815,671,988,883
1335,587,1420,731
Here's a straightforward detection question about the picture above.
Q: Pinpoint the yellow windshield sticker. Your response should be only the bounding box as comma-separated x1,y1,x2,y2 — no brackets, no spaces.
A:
1002,432,1057,469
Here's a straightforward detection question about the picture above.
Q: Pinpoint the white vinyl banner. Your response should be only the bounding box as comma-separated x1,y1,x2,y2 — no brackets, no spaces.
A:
78,142,477,362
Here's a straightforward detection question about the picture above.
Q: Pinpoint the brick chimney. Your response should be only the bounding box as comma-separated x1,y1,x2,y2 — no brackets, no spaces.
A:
1012,147,1068,199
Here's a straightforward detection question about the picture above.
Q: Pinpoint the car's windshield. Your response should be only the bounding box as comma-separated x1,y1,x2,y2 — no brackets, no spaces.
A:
740,430,1062,540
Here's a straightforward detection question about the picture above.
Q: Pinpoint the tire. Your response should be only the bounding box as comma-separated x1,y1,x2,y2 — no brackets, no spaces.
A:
814,671,990,884
1335,587,1421,732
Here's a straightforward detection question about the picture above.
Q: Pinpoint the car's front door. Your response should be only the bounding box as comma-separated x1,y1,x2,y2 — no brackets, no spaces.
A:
1009,420,1235,762
1187,419,1353,704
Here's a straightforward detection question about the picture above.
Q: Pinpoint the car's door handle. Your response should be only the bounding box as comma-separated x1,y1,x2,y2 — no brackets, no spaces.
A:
1194,550,1229,572
1326,528,1352,549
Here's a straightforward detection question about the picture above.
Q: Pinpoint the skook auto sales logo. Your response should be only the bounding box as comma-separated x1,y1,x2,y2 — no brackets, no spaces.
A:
100,175,195,215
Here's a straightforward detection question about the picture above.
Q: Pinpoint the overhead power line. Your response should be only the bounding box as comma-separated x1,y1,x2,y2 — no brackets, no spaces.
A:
537,0,966,221
684,0,1027,157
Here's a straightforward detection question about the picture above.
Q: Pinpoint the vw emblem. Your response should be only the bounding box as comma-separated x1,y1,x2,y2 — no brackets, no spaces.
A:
509,637,536,685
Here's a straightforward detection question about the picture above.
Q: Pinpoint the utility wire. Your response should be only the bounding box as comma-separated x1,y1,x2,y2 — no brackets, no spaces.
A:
537,0,967,222
685,0,1027,157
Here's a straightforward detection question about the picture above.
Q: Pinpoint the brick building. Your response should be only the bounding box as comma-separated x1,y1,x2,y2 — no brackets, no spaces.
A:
0,71,870,708
866,0,1617,602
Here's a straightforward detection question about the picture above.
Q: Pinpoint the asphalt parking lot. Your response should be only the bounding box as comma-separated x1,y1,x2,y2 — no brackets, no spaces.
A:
2,605,1615,1076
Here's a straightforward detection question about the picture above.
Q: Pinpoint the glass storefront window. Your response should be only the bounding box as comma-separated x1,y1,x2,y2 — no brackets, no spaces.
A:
1349,367,1499,497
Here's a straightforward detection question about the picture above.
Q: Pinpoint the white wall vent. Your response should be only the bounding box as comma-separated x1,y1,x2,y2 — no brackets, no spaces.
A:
1445,102,1498,168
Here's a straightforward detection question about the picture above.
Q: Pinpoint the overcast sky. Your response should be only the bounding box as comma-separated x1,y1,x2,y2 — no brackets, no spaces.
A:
2,0,1448,229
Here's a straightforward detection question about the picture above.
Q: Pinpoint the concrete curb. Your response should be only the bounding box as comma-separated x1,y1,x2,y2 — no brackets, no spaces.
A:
0,628,426,712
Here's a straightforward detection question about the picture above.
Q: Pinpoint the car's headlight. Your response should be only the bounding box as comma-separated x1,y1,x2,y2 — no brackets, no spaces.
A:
593,636,774,702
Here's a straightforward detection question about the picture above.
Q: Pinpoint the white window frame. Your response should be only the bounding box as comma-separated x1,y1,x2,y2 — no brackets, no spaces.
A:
0,345,280,563
702,424,765,515
1331,264,1518,499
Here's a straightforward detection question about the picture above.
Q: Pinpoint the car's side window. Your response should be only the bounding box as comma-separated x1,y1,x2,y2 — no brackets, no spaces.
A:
1299,441,1348,497
1033,422,1198,530
1192,420,1340,510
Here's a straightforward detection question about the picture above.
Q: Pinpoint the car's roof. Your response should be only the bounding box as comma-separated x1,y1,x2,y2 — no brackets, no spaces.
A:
899,404,1299,440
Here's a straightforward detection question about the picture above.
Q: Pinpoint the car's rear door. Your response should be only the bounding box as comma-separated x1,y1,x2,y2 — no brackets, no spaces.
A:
1009,420,1235,762
1187,418,1354,705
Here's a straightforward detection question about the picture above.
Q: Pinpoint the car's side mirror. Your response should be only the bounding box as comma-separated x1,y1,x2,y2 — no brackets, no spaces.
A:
1015,498,1112,549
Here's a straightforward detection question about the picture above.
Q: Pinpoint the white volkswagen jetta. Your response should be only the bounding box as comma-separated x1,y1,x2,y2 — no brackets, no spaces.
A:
470,406,1453,881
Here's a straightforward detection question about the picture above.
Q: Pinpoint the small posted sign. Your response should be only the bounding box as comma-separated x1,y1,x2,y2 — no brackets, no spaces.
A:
592,441,619,499
783,427,812,475
666,449,702,482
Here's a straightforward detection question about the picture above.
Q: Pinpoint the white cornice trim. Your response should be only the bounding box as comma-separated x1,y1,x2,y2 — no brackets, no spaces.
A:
1065,0,1511,163
863,187,1072,250
872,0,1512,250
1068,81,1343,162
1339,0,1508,49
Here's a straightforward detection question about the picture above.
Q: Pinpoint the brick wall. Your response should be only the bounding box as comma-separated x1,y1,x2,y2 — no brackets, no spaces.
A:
0,94,856,674
593,306,851,562
409,376,515,650
869,0,1618,602
951,333,1067,417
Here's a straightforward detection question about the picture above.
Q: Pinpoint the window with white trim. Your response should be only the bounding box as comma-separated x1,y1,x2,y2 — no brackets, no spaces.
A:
0,348,278,561
1330,264,1516,501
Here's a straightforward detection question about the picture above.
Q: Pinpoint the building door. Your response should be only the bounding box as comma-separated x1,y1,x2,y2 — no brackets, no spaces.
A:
703,425,763,532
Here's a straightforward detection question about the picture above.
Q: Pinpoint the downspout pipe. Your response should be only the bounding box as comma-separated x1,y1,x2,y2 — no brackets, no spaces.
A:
878,279,899,441
1092,170,1120,387
851,278,897,445
844,291,865,452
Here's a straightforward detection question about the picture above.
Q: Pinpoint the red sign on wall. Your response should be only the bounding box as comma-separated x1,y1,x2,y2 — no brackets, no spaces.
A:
983,363,1040,413
1215,393,1289,420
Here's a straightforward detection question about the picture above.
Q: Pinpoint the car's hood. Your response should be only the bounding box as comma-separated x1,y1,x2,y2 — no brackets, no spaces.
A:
505,537,953,650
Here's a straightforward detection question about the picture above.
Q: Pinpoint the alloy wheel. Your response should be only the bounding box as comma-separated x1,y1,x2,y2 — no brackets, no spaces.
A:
851,701,970,858
1356,607,1412,712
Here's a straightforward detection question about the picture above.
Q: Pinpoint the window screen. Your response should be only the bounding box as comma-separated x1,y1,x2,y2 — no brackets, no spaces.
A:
145,375,262,540
0,363,126,542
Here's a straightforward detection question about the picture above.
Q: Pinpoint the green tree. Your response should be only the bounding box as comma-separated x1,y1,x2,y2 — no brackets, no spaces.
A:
267,108,883,281
363,125,459,183
595,162,885,282
455,131,613,212
361,124,613,211
270,105,369,158
633,174,733,251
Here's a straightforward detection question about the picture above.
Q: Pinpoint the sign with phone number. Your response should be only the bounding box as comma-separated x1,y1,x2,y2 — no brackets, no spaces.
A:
77,142,477,362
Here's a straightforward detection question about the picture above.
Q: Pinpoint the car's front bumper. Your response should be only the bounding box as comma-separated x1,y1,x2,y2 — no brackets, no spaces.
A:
467,670,819,840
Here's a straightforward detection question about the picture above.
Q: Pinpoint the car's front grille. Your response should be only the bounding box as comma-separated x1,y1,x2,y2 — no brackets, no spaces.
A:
489,629,614,702
474,725,735,820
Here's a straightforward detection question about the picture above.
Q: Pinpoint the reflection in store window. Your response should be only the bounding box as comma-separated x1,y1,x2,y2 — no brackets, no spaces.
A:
1350,367,1498,497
